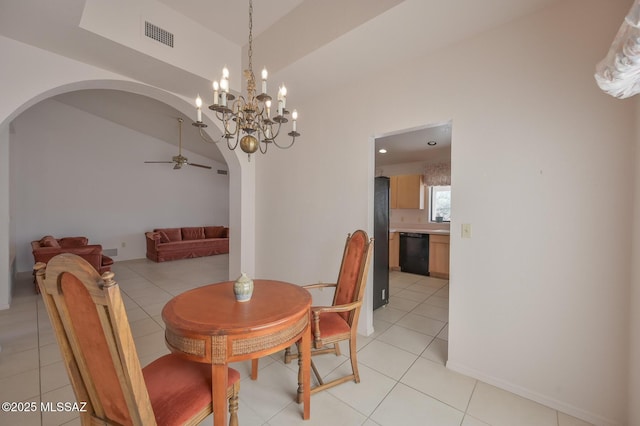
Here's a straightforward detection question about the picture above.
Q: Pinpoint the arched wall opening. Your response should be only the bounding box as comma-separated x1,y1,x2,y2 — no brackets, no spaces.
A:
0,78,255,308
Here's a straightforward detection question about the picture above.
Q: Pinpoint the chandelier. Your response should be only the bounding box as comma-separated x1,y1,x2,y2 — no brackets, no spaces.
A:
192,0,300,160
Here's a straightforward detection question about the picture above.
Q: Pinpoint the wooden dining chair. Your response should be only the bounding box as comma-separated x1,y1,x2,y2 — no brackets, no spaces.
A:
284,230,374,395
34,253,240,426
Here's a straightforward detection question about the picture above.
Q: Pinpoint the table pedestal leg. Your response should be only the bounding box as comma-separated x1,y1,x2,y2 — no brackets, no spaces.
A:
212,364,228,426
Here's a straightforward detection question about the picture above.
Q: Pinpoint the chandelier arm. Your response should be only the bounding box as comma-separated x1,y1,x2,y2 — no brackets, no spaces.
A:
268,121,282,140
197,126,226,144
272,134,296,149
258,132,268,155
227,130,240,151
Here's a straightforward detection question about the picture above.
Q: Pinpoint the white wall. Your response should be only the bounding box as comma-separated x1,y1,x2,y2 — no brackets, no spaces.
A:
255,0,634,424
10,98,229,272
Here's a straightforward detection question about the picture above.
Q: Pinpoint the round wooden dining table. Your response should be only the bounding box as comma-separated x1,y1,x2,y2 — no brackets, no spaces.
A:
162,279,312,425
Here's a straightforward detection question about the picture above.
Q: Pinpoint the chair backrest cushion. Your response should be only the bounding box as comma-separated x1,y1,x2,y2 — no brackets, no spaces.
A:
60,272,132,425
334,231,368,322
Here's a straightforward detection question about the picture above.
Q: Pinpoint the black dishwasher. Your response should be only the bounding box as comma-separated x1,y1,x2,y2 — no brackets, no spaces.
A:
399,233,429,276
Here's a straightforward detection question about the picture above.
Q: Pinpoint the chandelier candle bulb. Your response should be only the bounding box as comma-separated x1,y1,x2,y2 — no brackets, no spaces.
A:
212,81,219,105
261,68,268,93
265,100,271,117
292,110,298,131
195,95,203,122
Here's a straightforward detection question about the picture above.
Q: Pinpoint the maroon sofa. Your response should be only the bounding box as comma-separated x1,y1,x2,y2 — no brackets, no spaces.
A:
145,226,229,262
31,236,114,274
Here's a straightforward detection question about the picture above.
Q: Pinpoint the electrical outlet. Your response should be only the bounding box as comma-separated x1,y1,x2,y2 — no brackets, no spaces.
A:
461,224,472,238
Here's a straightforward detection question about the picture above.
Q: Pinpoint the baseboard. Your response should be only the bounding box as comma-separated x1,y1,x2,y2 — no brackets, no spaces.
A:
446,360,619,426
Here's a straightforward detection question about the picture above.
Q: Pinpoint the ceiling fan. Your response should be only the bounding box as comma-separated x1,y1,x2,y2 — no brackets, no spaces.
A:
145,118,212,170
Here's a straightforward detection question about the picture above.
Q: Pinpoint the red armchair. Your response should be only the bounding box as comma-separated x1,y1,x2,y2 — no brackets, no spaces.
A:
32,235,113,275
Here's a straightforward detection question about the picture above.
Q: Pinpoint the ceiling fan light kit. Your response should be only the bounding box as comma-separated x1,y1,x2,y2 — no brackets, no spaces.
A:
144,118,212,170
192,0,300,160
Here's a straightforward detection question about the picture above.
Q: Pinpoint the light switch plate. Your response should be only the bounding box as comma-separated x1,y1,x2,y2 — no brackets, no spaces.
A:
461,223,472,238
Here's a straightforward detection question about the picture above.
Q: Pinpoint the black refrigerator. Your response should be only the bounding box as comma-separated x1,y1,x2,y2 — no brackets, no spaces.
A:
373,177,390,310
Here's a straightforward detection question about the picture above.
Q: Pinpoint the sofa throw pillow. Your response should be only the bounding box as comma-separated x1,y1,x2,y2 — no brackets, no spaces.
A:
40,236,60,248
155,228,181,242
204,226,225,239
182,227,205,240
158,231,170,243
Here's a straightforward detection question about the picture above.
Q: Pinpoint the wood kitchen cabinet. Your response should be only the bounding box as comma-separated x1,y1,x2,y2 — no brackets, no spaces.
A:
428,234,450,279
389,232,400,270
390,175,424,209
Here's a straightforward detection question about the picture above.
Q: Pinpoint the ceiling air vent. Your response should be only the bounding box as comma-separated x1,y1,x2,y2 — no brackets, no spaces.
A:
217,170,228,175
145,21,174,48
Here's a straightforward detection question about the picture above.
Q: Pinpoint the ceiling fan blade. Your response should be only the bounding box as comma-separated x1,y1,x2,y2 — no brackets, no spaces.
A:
144,161,174,163
188,162,213,169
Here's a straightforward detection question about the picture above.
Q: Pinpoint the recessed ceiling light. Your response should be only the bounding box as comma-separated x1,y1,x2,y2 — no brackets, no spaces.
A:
378,148,387,154
427,141,437,146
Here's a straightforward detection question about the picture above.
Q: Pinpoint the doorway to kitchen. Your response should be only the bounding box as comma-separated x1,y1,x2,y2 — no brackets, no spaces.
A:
371,119,452,361
372,120,452,306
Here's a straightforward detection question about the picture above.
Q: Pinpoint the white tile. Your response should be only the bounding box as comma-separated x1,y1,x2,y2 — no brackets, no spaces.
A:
421,338,448,365
424,295,449,309
462,415,491,425
129,317,163,338
357,340,418,380
269,390,367,425
387,296,420,312
237,361,301,422
40,360,71,393
326,363,397,416
411,303,449,322
376,324,435,355
41,385,80,426
467,382,557,426
373,306,407,323
0,347,39,379
0,368,40,402
396,313,446,337
401,357,476,411
371,383,464,426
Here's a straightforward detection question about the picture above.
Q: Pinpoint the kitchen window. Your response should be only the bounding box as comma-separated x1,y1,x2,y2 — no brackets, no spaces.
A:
430,185,451,222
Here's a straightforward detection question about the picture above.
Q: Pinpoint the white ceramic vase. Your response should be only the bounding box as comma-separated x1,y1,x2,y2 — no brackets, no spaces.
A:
233,272,254,302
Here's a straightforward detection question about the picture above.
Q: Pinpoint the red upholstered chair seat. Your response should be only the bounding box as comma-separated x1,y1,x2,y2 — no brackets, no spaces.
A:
312,312,351,344
144,354,240,426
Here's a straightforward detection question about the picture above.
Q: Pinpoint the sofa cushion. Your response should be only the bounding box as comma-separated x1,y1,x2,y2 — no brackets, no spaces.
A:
59,237,88,248
182,227,205,241
155,228,182,242
41,236,60,248
204,226,225,239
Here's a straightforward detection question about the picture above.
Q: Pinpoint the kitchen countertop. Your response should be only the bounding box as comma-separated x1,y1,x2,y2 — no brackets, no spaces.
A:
389,228,450,235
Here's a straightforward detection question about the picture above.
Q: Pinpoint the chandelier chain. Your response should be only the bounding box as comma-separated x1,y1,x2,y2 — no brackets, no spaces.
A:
248,0,253,73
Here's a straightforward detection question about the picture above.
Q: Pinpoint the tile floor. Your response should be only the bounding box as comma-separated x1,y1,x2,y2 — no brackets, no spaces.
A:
0,255,593,426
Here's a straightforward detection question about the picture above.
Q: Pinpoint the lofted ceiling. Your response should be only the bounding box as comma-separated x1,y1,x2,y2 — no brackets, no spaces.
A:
0,0,560,163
